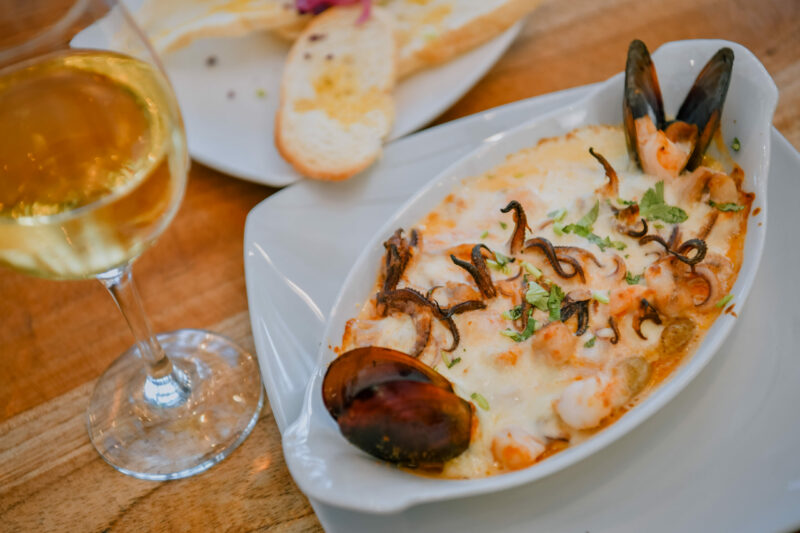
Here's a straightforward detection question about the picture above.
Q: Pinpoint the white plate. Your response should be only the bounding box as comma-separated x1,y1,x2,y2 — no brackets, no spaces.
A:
245,63,800,532
274,39,777,513
160,23,521,186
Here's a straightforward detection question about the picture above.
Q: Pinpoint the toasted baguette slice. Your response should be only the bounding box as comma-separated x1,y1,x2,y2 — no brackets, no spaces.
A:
387,0,543,79
275,6,396,181
133,0,308,54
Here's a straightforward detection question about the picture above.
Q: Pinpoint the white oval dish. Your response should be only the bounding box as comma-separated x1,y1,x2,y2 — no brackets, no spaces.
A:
282,40,777,514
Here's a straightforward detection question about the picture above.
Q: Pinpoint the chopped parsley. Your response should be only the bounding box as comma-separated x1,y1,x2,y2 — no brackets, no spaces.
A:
525,281,549,311
561,201,626,251
731,137,741,152
501,305,523,320
521,261,542,279
625,271,643,285
486,260,511,274
547,284,565,321
471,392,490,410
442,351,462,369
638,181,688,223
500,310,538,342
709,200,745,212
715,294,734,309
592,289,610,304
584,336,596,348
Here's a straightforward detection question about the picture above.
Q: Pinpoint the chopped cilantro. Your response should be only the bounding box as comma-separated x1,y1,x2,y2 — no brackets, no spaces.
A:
255,88,267,98
500,310,538,342
654,223,665,229
526,281,549,311
625,271,643,285
592,290,610,304
617,198,636,206
584,336,596,348
547,285,565,321
553,222,567,236
521,261,542,279
501,305,523,320
709,200,745,212
480,230,489,239
715,294,734,309
639,181,688,223
499,221,508,230
548,208,568,222
731,137,741,152
471,392,490,410
442,351,462,369
560,201,626,251
493,250,513,266
486,259,511,275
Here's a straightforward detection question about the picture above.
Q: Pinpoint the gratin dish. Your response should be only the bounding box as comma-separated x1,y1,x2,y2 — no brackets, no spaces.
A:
281,39,778,513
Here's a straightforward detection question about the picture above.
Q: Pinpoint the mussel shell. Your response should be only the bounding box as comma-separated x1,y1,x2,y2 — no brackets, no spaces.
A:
337,380,473,466
322,346,452,420
676,47,734,170
624,39,666,166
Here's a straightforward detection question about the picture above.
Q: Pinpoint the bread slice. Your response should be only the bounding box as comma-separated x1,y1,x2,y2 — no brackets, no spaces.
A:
275,5,396,181
133,0,308,54
387,0,543,79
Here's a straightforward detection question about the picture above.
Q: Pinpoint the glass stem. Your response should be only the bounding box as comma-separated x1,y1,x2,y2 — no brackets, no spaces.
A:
99,265,191,408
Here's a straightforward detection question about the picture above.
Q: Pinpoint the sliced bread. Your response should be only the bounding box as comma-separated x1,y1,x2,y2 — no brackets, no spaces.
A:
387,0,543,79
275,5,396,181
133,0,308,54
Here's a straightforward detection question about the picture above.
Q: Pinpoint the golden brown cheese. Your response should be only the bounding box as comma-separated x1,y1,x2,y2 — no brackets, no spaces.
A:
339,124,750,478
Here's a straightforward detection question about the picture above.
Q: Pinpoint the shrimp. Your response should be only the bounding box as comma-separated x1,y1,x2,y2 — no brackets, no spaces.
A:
530,322,578,364
609,285,653,316
680,168,739,204
634,117,695,180
555,356,651,430
491,426,545,470
645,253,734,315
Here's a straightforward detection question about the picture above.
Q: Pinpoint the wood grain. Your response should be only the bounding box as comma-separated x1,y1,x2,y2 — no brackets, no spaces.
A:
1,0,798,531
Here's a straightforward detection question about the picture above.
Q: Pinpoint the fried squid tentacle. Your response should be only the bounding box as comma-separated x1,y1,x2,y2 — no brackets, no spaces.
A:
450,244,497,298
589,147,619,198
524,237,586,282
633,298,662,340
500,200,531,255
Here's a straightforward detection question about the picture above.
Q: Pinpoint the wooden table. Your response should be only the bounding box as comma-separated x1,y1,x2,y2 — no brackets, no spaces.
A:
2,0,798,530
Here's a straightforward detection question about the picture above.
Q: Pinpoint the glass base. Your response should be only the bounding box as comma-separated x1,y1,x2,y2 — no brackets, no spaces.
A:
87,329,264,480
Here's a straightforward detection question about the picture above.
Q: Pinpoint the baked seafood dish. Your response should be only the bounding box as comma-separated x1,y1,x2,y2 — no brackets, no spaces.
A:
322,40,751,478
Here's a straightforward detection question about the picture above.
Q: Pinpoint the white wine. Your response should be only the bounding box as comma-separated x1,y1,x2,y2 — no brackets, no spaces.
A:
0,50,187,279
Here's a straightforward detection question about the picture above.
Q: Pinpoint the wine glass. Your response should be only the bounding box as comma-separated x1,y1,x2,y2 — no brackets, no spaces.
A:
0,0,263,480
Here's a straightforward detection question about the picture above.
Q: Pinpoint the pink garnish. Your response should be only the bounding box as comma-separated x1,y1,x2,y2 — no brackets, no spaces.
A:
295,0,372,23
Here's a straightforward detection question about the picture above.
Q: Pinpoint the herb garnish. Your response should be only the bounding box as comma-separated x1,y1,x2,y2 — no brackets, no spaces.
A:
500,310,538,342
480,230,489,239
561,201,627,251
625,271,643,285
709,200,745,212
471,392,490,410
731,137,741,152
547,284,565,321
499,221,508,230
584,336,596,348
715,294,734,309
638,181,688,223
442,351,462,368
521,261,542,279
